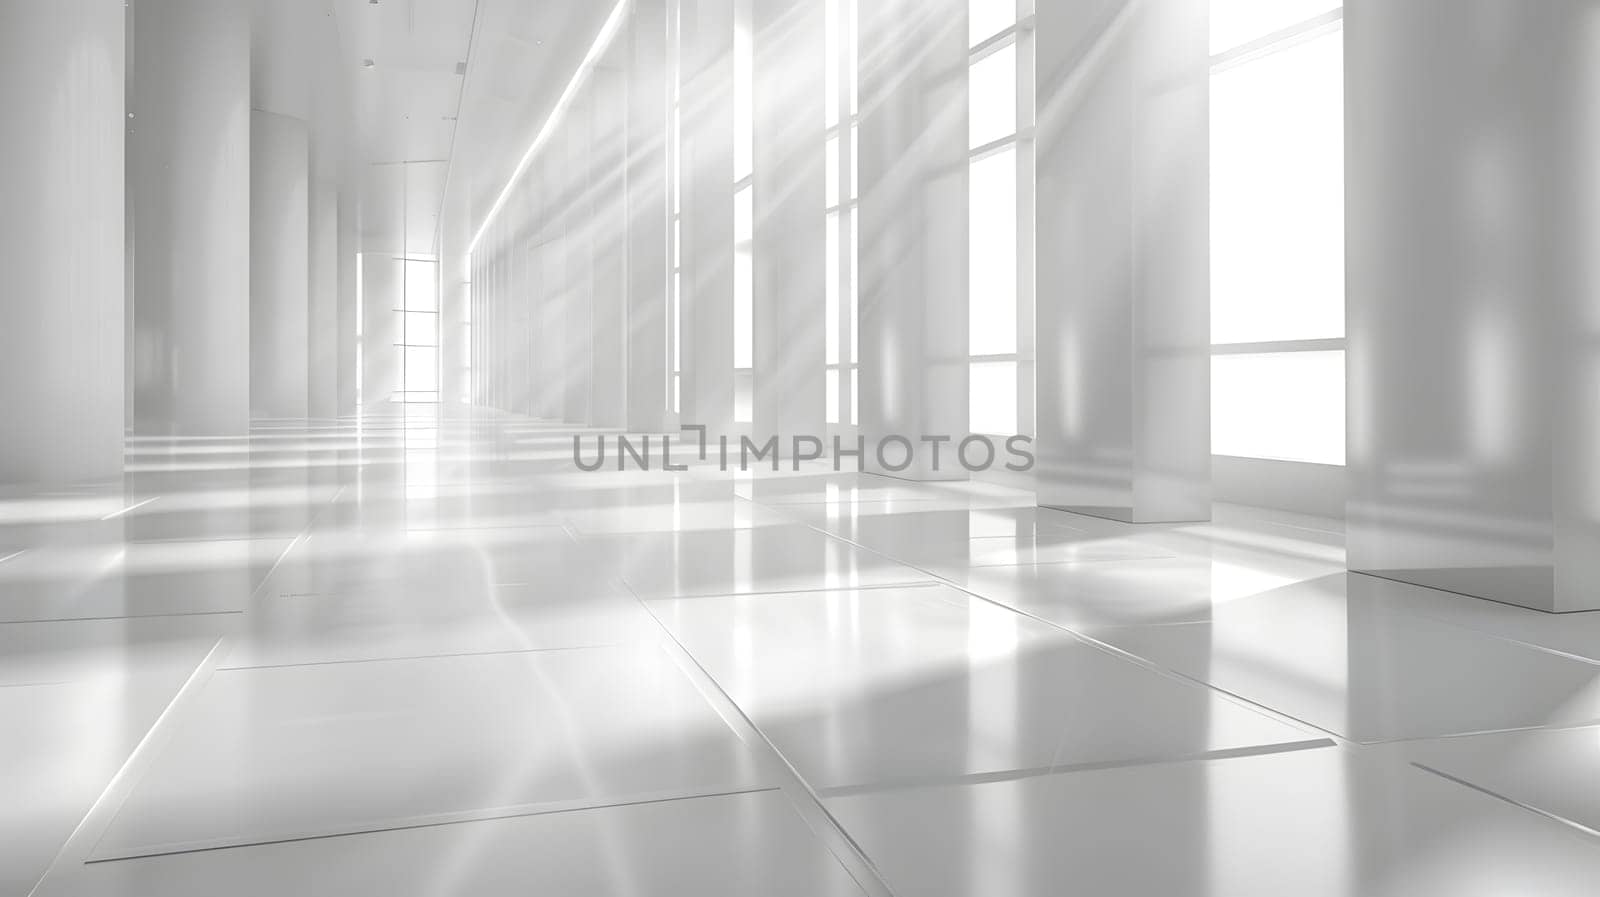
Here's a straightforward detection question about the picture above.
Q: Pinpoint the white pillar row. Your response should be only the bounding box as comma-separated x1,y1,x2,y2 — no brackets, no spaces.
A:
441,253,469,407
538,152,568,422
0,0,125,484
361,249,401,405
589,54,631,429
336,188,359,416
308,178,338,420
563,93,595,427
625,0,674,434
250,110,311,420
858,0,969,481
680,0,737,441
752,0,827,450
1346,1,1600,612
1033,0,1211,523
130,0,252,436
508,177,537,417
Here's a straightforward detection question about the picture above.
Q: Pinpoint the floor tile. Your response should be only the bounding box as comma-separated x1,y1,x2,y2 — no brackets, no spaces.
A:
94,646,766,858
651,585,1322,789
0,539,290,622
582,525,932,600
64,790,866,897
1096,574,1600,741
1404,726,1600,835
952,554,1333,630
826,747,1600,897
0,616,225,896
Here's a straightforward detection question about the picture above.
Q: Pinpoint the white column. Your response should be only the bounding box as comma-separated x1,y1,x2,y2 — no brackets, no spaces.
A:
1034,0,1210,522
752,0,827,450
858,0,968,480
1346,1,1600,612
539,153,569,422
337,188,359,417
130,0,252,436
591,58,630,429
361,252,401,404
563,94,595,426
441,253,469,407
625,0,674,434
681,0,737,441
0,0,125,484
308,178,338,420
250,110,311,420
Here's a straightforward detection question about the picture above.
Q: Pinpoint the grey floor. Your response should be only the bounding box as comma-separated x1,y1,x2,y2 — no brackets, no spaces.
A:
8,408,1600,896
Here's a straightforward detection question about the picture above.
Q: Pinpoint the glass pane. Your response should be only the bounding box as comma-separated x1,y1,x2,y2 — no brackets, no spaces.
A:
734,248,754,369
826,135,840,208
403,312,438,346
847,0,859,116
969,0,1015,48
849,207,859,364
825,0,840,128
735,185,753,243
970,362,1018,436
1212,0,1341,55
850,368,859,426
734,23,754,181
1212,351,1345,465
1211,30,1344,344
404,347,439,394
404,261,439,312
969,42,1017,150
970,146,1018,356
826,369,840,424
849,126,858,201
826,212,841,365
735,371,755,423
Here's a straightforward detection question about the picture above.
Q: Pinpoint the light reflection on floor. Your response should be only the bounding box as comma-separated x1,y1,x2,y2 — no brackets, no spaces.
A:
5,407,1600,896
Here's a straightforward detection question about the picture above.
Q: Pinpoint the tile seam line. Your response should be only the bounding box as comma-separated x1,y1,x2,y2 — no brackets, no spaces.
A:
797,519,1356,747
83,786,782,866
817,737,1338,800
1410,762,1600,843
635,592,900,897
28,478,346,896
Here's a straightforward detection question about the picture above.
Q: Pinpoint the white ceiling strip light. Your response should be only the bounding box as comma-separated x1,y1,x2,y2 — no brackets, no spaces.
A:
466,0,631,257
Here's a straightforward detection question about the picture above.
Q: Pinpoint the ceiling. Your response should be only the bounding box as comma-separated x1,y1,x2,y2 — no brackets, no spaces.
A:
283,0,608,261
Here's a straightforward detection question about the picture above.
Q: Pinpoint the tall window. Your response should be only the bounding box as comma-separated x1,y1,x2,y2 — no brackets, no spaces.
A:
668,0,683,414
398,257,441,403
1210,2,1345,465
824,0,859,426
733,0,755,423
968,0,1031,437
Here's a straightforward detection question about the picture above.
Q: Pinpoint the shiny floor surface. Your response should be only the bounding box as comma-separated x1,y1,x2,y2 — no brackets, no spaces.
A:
8,410,1600,896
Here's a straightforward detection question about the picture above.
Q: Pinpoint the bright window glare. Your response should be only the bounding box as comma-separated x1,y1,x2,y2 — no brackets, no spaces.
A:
1211,0,1341,55
404,347,440,394
1213,351,1345,465
1211,29,1344,345
970,147,1017,356
826,135,840,207
404,261,439,312
969,0,1015,48
734,248,754,369
969,43,1017,149
970,362,1019,436
826,212,841,364
826,369,840,423
734,23,754,181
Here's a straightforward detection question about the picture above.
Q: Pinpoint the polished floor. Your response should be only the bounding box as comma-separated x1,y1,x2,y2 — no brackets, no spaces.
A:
7,408,1600,896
